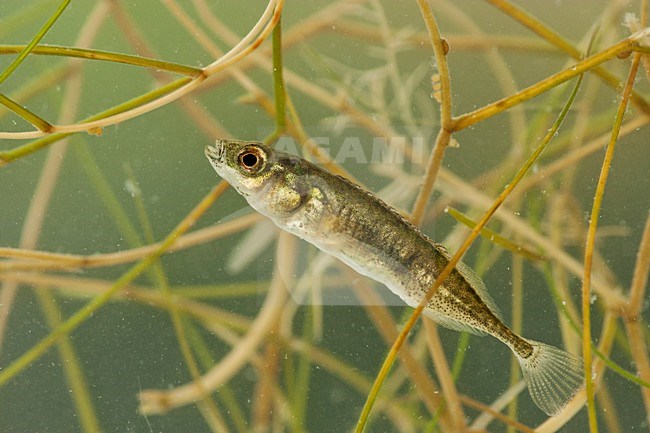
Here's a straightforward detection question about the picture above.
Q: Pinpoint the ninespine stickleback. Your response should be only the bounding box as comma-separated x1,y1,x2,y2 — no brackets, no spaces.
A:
205,139,584,416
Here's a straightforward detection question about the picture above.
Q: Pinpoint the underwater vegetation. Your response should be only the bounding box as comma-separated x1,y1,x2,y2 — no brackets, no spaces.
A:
0,0,649,432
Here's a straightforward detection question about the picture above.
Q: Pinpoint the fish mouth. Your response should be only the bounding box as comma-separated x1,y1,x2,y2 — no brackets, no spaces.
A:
204,144,218,161
205,140,226,164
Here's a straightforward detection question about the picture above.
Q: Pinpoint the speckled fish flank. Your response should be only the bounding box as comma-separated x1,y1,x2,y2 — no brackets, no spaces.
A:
206,139,584,416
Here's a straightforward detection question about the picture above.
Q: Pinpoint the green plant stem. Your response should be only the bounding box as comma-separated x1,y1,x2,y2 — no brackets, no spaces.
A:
36,288,102,433
272,17,286,132
542,263,650,389
186,321,248,433
0,0,70,85
77,141,220,422
581,50,642,433
507,253,523,433
0,45,203,77
356,75,583,432
446,207,543,261
0,77,191,165
264,16,286,144
0,64,70,122
289,308,314,432
0,0,57,41
417,0,452,129
452,33,643,131
128,169,226,431
0,93,52,131
0,182,229,388
410,0,452,226
484,0,650,113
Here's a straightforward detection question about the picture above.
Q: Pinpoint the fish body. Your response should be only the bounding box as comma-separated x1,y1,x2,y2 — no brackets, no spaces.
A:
205,139,584,416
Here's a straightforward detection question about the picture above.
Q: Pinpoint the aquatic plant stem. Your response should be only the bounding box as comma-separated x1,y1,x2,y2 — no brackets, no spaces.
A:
0,64,70,124
138,231,293,414
625,315,650,426
446,207,543,261
411,0,452,226
0,182,229,388
452,29,649,131
537,311,618,433
0,0,284,141
581,50,642,433
508,253,524,433
423,320,466,431
285,309,313,432
404,2,460,425
624,0,650,324
0,93,51,131
0,0,109,354
439,0,527,158
186,0,354,179
412,129,451,226
0,44,202,76
623,213,650,419
356,73,583,433
190,0,399,162
0,0,70,130
484,0,650,114
348,272,447,421
268,16,287,142
541,242,650,391
0,0,70,85
128,172,227,432
518,115,649,197
0,213,262,273
461,393,536,433
626,212,650,321
36,288,102,433
0,77,191,165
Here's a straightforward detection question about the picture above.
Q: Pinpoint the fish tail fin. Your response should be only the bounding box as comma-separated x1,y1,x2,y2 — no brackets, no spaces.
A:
514,339,584,416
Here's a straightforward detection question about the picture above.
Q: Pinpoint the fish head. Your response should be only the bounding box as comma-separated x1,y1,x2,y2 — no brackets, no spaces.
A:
205,139,308,218
205,139,277,195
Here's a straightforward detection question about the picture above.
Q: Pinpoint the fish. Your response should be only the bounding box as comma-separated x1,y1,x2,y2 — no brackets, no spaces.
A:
205,138,584,416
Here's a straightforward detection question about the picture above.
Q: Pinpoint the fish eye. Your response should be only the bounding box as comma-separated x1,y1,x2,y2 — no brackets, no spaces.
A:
241,153,258,167
237,146,266,174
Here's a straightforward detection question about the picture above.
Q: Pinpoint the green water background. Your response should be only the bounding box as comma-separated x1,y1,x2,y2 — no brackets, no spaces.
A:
1,0,649,431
